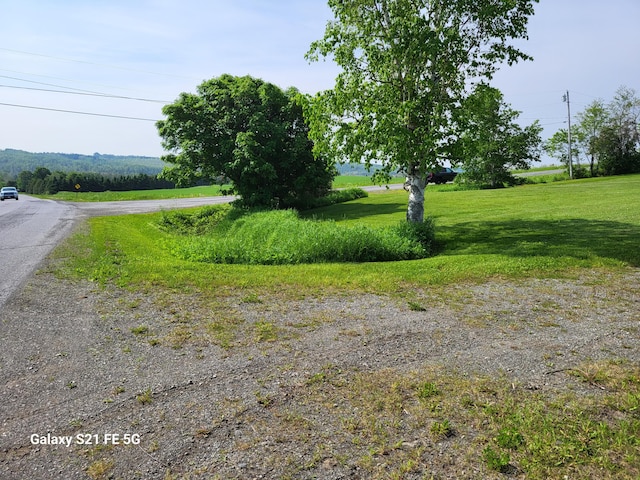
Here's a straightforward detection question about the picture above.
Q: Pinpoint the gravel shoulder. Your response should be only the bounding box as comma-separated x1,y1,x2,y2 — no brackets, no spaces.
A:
0,252,638,478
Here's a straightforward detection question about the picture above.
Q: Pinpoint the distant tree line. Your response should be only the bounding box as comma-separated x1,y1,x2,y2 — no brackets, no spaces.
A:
545,86,640,177
16,167,175,194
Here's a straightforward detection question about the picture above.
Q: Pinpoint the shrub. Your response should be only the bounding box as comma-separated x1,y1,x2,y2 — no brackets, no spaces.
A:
496,427,524,449
417,381,439,399
393,217,435,251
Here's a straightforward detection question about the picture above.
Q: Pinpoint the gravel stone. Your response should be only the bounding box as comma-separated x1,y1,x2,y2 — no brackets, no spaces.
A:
0,263,638,479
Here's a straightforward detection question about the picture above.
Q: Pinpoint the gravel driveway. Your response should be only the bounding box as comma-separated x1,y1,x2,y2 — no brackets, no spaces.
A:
1,247,638,478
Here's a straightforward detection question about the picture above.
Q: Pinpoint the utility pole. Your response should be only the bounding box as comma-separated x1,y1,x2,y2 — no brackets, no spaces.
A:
563,90,573,179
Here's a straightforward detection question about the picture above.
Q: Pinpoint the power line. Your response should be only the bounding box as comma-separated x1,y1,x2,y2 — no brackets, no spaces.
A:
0,73,108,94
0,67,141,93
0,82,170,104
0,102,159,122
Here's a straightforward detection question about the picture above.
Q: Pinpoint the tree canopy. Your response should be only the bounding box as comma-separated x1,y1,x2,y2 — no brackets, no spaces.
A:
157,74,335,209
306,0,538,221
15,168,174,194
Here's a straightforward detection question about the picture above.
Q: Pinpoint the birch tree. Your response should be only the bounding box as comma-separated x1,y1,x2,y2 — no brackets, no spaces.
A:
306,0,538,222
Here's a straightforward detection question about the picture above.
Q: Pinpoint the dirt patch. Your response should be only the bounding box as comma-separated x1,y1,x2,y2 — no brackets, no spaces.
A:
1,265,638,479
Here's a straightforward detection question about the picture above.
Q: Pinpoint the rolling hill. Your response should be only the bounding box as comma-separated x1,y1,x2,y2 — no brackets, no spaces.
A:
0,149,165,178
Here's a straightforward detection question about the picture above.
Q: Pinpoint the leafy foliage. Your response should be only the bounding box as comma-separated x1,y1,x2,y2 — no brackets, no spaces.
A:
597,87,640,175
483,446,511,472
16,167,174,194
157,74,336,209
306,0,538,221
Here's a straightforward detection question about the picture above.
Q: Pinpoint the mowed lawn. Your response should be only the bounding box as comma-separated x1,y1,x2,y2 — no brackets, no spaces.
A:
309,174,640,275
56,174,640,294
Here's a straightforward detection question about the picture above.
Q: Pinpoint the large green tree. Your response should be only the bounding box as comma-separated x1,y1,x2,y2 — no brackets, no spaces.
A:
455,84,542,188
157,74,335,209
306,0,538,222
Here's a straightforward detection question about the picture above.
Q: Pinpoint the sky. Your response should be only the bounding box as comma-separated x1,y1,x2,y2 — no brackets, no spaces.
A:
1,0,639,161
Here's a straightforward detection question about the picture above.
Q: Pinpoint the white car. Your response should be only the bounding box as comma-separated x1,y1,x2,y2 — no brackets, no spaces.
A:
0,187,19,200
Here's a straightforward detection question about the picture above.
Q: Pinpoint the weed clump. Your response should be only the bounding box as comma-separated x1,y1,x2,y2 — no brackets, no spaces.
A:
483,446,511,472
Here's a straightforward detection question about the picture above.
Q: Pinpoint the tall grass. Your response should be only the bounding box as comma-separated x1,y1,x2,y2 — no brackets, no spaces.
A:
160,208,433,264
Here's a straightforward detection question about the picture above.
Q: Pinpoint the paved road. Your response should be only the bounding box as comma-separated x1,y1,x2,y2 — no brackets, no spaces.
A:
0,194,238,309
68,194,238,217
0,196,76,307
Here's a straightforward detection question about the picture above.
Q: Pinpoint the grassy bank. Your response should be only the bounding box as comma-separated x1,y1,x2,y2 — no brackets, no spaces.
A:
54,174,640,294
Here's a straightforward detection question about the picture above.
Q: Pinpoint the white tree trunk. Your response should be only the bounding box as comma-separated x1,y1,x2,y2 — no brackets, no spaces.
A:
405,174,427,223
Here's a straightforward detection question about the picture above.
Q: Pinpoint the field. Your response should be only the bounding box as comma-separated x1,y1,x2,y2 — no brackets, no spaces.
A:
45,175,402,202
31,174,640,478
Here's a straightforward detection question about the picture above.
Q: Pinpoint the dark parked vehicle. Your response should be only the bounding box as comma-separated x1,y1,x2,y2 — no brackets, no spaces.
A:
427,167,458,184
0,187,19,200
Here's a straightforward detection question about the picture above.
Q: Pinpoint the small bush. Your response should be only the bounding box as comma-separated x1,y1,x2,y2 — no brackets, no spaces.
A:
130,325,149,335
496,427,524,449
159,204,232,235
408,301,427,312
417,381,439,399
393,218,435,251
430,419,454,439
136,388,153,405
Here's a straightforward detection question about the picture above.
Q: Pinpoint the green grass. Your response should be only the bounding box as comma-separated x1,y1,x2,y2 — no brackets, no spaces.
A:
285,361,640,479
160,208,433,264
53,174,640,294
45,184,231,202
332,174,404,189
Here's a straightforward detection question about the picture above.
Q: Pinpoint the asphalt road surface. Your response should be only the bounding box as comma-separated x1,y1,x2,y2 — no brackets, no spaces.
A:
0,196,76,308
0,194,236,309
